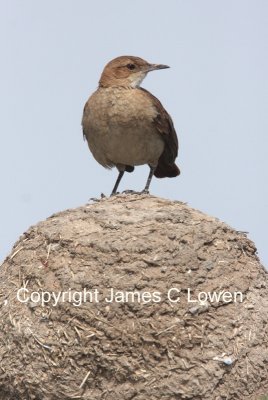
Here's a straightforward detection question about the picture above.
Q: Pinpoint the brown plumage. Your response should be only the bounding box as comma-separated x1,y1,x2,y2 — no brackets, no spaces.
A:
82,56,180,195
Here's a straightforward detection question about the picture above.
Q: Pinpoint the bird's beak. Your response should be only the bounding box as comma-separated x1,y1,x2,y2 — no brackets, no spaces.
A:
147,63,170,72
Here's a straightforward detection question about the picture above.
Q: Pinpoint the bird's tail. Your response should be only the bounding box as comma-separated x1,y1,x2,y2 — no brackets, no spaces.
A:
154,162,180,178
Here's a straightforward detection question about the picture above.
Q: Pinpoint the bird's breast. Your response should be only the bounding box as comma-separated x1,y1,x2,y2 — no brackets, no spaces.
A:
82,88,164,168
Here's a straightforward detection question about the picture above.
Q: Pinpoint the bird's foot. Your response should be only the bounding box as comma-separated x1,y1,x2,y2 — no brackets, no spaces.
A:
140,189,150,195
110,190,150,197
89,193,107,202
89,197,102,202
122,190,140,195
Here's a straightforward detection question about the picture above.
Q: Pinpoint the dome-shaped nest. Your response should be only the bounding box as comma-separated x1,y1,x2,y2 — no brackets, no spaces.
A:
0,194,267,399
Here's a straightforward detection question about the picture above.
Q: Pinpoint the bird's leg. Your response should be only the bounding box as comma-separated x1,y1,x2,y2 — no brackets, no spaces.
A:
142,166,155,193
111,170,124,196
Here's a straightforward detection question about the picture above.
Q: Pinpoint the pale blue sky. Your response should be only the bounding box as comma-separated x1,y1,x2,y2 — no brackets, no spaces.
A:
1,0,267,266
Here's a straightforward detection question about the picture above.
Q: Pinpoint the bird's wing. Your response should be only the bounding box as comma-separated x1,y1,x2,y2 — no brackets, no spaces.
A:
139,87,178,163
82,100,89,141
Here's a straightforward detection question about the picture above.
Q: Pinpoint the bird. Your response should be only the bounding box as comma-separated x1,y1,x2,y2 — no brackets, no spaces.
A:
82,55,180,196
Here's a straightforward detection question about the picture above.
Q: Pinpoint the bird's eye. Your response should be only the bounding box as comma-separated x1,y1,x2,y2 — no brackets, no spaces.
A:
126,63,136,70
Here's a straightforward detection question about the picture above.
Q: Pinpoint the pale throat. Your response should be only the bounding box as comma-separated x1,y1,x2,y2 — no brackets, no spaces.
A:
129,72,147,88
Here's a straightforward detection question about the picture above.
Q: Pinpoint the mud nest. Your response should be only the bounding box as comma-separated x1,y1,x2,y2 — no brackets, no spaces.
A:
0,194,267,400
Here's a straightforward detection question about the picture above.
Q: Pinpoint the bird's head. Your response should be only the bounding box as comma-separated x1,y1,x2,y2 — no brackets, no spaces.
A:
99,56,169,88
